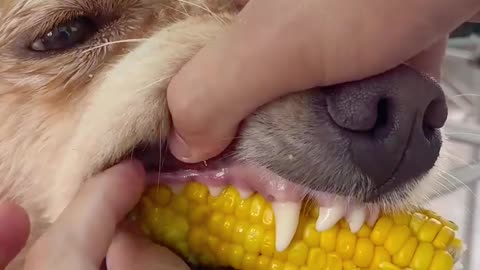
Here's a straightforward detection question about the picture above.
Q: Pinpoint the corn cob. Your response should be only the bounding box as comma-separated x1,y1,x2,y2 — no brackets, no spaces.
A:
130,181,464,270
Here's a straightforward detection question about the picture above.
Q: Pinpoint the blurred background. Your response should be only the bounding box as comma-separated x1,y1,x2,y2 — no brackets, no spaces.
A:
428,22,480,269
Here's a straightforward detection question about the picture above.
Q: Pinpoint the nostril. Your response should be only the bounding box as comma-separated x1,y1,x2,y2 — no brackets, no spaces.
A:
374,98,389,130
326,92,385,132
370,98,392,139
423,98,448,130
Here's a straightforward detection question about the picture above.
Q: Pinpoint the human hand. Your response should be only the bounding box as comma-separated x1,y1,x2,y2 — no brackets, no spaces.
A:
166,0,480,163
1,161,189,270
0,203,30,270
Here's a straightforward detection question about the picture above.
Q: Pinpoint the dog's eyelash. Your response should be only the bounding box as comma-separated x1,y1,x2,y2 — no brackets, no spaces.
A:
29,16,99,53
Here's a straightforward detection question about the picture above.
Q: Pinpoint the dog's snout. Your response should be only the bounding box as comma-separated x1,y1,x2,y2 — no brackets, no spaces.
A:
325,65,448,196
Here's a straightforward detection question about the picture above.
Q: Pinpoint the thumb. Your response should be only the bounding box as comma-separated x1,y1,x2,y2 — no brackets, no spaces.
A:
0,203,30,269
167,0,480,163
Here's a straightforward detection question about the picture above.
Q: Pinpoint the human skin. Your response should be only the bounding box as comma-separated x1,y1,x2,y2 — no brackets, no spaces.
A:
166,0,480,163
1,161,189,270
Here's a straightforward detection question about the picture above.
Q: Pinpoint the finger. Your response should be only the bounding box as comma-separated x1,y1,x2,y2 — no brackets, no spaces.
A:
167,0,480,163
406,37,448,80
106,229,189,270
233,0,249,9
0,203,30,269
471,11,480,22
25,160,145,270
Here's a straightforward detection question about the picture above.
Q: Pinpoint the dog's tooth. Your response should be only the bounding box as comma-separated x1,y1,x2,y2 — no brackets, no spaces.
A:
316,202,346,232
367,207,381,227
207,185,225,197
346,205,367,233
237,188,254,199
272,201,301,252
169,183,185,194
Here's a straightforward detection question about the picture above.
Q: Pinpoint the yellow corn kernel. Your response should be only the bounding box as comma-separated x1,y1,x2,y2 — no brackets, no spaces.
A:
392,213,411,225
270,259,283,270
325,253,342,270
320,225,339,252
260,230,276,257
303,222,321,247
370,247,391,270
370,217,394,245
357,225,372,238
184,182,208,203
343,260,359,270
244,224,265,253
284,262,299,270
132,182,464,270
417,218,443,242
306,248,326,268
229,245,245,269
288,242,309,266
257,255,271,270
384,225,410,254
433,226,455,249
352,238,374,267
449,238,464,260
410,242,435,269
429,250,454,270
147,186,171,206
392,237,418,267
249,194,266,223
410,213,429,233
378,262,401,270
242,253,257,270
336,229,357,259
443,219,459,231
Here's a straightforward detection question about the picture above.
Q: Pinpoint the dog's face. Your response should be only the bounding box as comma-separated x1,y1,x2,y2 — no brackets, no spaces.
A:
0,0,451,252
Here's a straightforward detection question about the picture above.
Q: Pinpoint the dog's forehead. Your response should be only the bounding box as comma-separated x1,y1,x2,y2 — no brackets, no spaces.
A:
1,0,58,13
0,0,149,22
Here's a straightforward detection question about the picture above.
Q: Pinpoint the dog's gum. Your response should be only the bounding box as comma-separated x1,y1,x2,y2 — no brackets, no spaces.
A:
145,167,381,251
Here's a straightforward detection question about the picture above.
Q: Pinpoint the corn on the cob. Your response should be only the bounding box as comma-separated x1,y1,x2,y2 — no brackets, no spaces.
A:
130,182,464,270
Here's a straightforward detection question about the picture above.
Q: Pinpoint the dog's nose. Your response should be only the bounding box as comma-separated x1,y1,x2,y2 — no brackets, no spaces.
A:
325,65,448,195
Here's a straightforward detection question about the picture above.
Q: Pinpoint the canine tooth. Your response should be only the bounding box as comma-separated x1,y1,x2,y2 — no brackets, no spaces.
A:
346,206,367,233
272,201,301,252
316,202,346,232
237,188,254,199
208,186,224,197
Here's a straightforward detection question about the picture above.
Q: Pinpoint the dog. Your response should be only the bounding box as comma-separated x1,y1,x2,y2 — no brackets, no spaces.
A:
0,0,453,269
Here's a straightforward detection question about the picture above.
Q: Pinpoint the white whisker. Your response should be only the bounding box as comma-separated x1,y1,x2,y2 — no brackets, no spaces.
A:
80,39,148,54
177,0,226,25
445,132,480,137
132,76,171,93
446,93,480,99
442,150,476,167
438,169,477,199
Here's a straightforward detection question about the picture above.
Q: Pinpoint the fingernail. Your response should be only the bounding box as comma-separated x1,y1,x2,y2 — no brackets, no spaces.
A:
168,132,193,162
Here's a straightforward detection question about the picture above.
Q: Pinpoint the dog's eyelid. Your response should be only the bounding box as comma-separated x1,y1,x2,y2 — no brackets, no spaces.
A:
30,38,47,51
28,16,99,53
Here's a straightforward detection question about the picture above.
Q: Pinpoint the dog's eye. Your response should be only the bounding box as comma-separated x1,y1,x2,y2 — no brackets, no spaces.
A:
30,16,98,52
